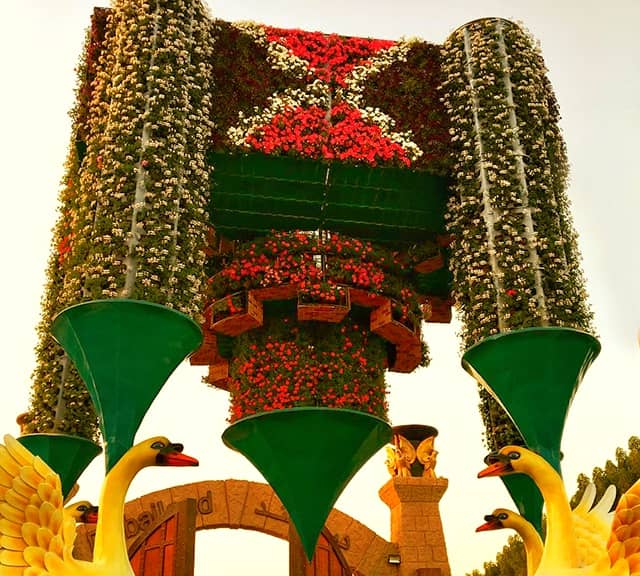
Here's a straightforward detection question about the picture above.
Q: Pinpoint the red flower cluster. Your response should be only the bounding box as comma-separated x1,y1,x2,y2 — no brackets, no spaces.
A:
227,318,388,421
210,230,422,322
245,103,411,167
264,27,394,86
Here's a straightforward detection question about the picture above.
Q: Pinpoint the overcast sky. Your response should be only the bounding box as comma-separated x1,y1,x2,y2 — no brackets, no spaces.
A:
0,1,638,574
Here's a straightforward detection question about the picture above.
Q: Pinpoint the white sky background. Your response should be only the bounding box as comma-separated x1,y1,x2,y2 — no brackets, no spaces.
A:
0,1,638,574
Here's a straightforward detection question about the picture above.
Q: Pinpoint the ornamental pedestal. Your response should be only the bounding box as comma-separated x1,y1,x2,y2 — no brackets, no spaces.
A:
379,476,450,576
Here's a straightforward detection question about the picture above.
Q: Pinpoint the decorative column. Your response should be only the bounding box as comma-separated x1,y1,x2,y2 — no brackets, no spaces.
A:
379,426,450,576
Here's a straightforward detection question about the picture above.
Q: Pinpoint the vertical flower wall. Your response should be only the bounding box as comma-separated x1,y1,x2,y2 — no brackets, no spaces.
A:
440,18,594,449
197,25,453,422
24,0,213,440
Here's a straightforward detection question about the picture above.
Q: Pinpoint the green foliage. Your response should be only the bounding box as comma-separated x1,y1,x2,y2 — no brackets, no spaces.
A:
468,535,526,576
570,436,640,509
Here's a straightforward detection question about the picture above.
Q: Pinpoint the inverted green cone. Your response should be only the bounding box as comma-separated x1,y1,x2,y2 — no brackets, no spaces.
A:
463,327,599,533
462,327,600,472
222,408,392,559
18,434,101,499
51,299,202,471
500,475,544,535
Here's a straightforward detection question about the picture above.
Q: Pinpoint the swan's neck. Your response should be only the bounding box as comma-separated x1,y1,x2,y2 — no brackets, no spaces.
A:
93,455,142,571
536,469,579,570
518,521,543,576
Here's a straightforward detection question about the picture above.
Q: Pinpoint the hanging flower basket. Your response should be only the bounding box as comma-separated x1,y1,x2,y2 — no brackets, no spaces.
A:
348,287,388,308
210,291,263,336
190,331,222,366
207,360,230,390
422,297,453,323
371,298,420,348
252,283,298,302
297,285,350,323
390,344,423,373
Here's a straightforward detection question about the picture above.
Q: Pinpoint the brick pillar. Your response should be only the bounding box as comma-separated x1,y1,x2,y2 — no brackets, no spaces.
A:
379,477,450,576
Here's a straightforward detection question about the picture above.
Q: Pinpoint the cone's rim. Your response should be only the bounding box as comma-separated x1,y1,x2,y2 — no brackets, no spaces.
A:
462,326,601,366
51,298,199,330
18,432,102,449
224,407,390,430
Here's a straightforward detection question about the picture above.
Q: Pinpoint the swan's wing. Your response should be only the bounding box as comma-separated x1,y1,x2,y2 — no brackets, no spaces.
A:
608,478,640,576
572,484,617,567
0,434,80,576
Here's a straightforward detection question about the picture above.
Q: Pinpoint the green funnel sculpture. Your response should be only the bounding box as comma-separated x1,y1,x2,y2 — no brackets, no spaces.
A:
18,434,101,499
223,407,392,559
463,327,600,528
501,474,545,535
51,299,202,471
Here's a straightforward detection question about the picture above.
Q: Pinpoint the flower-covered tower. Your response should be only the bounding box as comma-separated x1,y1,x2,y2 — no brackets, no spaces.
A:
23,0,212,473
440,18,598,531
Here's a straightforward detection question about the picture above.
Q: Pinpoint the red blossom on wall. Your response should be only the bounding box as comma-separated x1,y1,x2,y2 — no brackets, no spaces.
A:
245,103,411,167
264,27,394,86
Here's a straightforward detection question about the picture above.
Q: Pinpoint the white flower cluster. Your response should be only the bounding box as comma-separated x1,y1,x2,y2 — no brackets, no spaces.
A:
225,25,423,163
231,21,310,80
227,81,329,147
61,0,213,321
440,18,593,349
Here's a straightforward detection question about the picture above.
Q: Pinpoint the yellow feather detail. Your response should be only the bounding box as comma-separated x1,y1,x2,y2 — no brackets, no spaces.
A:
0,565,28,576
36,527,52,552
0,469,13,490
38,503,54,530
0,519,22,539
31,459,52,483
21,522,39,547
610,540,625,562
5,490,28,511
0,447,21,478
0,534,26,551
625,537,640,556
19,468,42,492
0,549,27,567
43,549,66,574
28,494,42,509
11,476,35,501
24,505,39,526
23,546,45,570
0,487,7,502
35,485,52,507
616,524,632,542
48,510,62,537
629,553,640,575
0,504,24,525
49,534,63,557
4,436,34,467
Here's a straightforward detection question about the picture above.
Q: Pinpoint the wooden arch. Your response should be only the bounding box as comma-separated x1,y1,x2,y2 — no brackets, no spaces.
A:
74,479,398,576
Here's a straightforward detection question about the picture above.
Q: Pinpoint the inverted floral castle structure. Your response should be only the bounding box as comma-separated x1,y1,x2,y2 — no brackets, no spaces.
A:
21,0,595,554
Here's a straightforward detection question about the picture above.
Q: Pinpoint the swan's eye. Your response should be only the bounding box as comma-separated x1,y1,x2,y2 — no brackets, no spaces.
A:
77,505,88,512
507,451,520,460
498,513,508,520
151,441,165,450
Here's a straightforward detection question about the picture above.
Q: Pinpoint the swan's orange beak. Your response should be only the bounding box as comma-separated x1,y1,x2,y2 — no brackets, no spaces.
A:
478,452,513,478
157,443,199,467
477,460,512,477
476,515,502,532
